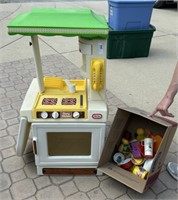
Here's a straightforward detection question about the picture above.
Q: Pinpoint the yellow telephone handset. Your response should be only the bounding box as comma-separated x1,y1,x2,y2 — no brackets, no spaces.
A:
90,59,105,91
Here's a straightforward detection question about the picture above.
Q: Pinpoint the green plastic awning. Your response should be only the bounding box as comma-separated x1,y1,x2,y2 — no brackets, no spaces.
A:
7,8,108,38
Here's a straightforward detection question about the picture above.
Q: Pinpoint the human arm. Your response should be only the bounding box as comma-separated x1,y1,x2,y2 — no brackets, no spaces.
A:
150,62,178,117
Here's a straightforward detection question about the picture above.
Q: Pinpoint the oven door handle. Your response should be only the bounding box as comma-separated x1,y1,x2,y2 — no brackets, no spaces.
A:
33,138,38,155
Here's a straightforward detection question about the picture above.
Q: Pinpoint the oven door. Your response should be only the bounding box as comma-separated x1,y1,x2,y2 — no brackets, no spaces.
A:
32,123,106,167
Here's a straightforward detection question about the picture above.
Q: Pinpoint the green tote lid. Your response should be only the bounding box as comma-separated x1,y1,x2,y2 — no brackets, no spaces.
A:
7,8,108,38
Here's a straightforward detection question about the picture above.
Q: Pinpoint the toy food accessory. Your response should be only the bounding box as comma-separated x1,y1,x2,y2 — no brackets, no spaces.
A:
143,158,154,172
120,158,133,170
153,135,162,154
141,138,154,158
132,166,148,179
118,131,131,155
131,156,145,166
130,140,142,158
145,130,163,154
113,153,125,165
135,128,146,141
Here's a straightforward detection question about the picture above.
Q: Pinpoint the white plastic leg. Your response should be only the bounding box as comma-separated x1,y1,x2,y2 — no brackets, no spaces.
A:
16,117,31,156
37,166,43,175
96,169,103,176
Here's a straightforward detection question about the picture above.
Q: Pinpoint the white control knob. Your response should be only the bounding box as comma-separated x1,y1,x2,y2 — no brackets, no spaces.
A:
52,111,59,119
41,111,48,119
73,112,80,119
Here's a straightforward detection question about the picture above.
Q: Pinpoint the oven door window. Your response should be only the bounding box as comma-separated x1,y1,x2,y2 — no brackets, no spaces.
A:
47,132,91,156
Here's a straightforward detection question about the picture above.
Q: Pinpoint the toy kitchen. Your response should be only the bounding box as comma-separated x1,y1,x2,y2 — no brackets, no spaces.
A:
7,8,109,175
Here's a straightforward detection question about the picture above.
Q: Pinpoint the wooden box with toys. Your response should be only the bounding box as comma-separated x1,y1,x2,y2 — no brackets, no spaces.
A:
98,107,177,193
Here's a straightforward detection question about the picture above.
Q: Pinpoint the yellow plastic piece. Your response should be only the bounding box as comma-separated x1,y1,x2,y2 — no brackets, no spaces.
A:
122,138,129,145
131,157,145,166
90,58,105,91
136,128,145,141
44,77,86,92
44,77,65,89
69,80,86,91
136,128,145,135
132,166,148,179
32,77,88,119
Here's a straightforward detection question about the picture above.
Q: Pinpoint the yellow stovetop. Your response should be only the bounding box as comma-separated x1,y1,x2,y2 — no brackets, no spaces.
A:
32,77,87,117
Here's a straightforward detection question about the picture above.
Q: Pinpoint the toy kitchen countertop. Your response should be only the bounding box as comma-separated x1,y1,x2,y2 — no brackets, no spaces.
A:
33,78,88,119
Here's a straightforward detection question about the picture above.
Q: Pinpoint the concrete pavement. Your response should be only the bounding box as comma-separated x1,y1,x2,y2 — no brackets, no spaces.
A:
0,1,178,200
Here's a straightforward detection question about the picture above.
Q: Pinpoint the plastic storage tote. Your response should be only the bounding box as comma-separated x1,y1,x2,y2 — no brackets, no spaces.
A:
108,0,155,30
107,25,156,59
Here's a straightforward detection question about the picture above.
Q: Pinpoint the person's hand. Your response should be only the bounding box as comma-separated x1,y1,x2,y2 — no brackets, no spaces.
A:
150,96,174,117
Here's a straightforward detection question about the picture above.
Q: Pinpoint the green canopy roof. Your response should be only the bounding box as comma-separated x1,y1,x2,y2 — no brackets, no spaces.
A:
7,8,108,38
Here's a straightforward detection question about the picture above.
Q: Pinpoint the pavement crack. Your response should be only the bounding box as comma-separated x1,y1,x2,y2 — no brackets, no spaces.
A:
38,37,61,54
0,36,23,49
0,3,22,21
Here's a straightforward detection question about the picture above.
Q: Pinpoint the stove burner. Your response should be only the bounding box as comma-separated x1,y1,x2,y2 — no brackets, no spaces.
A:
42,98,58,105
62,98,77,105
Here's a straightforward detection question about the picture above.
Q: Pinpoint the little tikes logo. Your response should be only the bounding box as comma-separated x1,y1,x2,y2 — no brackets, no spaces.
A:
92,113,102,119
